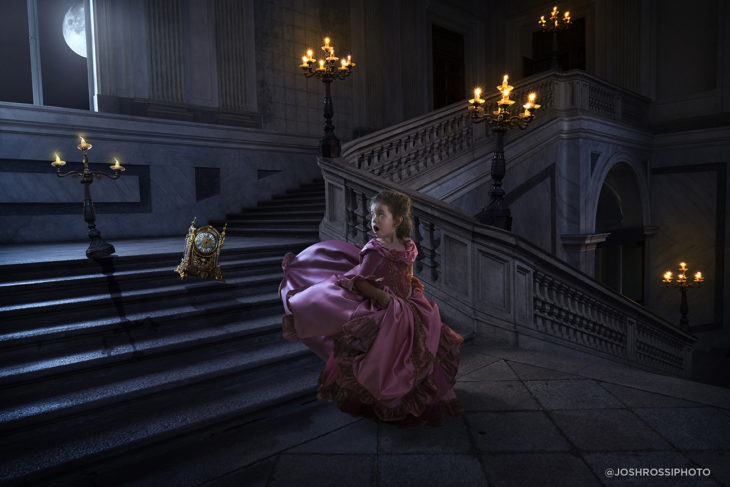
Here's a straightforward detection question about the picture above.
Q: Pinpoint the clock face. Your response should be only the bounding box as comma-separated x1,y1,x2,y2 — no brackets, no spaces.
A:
194,231,218,255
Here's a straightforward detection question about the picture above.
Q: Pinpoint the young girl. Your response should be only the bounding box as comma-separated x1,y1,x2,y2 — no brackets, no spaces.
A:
279,189,464,428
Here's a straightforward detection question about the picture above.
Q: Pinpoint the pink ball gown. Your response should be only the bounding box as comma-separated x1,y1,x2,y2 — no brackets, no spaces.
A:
279,237,464,428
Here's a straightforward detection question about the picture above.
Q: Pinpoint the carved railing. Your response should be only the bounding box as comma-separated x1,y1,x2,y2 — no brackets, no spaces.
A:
319,156,695,378
339,70,650,186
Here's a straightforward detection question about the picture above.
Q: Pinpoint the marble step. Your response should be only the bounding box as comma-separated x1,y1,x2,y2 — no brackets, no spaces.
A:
0,274,284,332
0,353,321,484
0,240,310,285
276,188,325,198
0,295,277,366
225,227,320,238
0,324,304,432
0,304,283,386
212,218,322,229
255,200,325,210
225,209,324,220
229,207,324,217
0,255,285,307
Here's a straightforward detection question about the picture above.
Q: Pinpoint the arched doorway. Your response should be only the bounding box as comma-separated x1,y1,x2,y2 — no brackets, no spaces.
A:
594,163,645,303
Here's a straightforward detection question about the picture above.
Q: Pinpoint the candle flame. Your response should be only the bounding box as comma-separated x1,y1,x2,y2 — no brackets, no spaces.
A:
307,49,313,57
80,137,86,144
55,153,62,162
503,74,508,83
324,37,330,45
529,92,536,102
475,88,481,98
564,10,570,17
319,59,324,68
302,55,308,63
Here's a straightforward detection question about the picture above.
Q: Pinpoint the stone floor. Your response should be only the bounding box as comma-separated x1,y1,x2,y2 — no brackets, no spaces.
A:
122,340,730,487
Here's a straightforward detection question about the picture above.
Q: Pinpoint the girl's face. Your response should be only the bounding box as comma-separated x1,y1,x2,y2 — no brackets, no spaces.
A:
371,202,402,238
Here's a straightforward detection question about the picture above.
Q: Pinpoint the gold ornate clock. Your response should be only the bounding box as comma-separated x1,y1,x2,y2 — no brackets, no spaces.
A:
175,217,227,281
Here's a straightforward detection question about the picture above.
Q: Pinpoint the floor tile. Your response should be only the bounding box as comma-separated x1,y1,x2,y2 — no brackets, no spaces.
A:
525,379,624,409
286,420,378,454
268,454,376,487
632,407,730,450
454,380,541,411
480,452,601,487
466,411,571,452
550,409,672,451
598,382,706,408
457,360,518,381
378,415,471,454
507,361,584,381
379,454,487,487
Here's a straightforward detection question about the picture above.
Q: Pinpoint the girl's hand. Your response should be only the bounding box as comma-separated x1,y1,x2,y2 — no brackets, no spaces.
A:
375,292,392,309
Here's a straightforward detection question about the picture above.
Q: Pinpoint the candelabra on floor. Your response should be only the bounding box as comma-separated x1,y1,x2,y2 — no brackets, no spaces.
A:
662,262,703,333
51,137,125,260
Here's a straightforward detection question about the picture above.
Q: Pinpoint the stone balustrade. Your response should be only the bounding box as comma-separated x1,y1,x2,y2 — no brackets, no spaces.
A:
339,70,650,186
318,156,695,378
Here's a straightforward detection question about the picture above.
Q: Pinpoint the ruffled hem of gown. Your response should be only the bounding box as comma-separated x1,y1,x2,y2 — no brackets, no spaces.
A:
315,307,465,428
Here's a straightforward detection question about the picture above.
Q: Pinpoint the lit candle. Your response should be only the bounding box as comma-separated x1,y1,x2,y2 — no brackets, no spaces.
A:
301,55,309,67
679,262,687,271
340,58,348,70
109,158,125,172
474,87,481,101
318,59,325,70
51,153,66,167
307,49,314,60
694,271,703,282
663,271,673,282
564,10,570,21
323,37,330,50
78,137,92,150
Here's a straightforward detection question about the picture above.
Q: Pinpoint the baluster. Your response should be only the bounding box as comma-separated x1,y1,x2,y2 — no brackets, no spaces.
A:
422,220,439,281
346,186,357,239
359,191,370,246
413,215,423,273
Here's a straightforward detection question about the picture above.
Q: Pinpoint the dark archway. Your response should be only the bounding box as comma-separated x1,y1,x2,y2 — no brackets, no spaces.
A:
432,24,465,109
594,163,645,303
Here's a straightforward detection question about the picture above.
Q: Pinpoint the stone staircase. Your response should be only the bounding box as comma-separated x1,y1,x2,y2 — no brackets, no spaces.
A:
0,179,326,484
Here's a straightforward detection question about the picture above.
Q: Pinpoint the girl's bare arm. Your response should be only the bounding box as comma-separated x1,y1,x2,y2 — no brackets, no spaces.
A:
354,279,391,308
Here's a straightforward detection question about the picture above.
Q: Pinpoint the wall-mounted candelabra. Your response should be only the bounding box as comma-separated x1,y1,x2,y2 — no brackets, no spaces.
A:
662,261,703,332
299,36,355,158
539,5,571,70
51,137,125,260
467,75,540,230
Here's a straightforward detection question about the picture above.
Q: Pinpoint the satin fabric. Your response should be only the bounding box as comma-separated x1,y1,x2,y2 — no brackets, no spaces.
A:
279,237,464,426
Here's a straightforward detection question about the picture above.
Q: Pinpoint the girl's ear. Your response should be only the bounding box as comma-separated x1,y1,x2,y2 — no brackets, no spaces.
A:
396,215,403,227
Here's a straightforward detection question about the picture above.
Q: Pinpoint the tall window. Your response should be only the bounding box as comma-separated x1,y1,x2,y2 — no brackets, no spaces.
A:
432,24,465,110
0,0,96,110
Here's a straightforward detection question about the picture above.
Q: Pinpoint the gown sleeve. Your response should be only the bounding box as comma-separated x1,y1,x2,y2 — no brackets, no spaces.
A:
335,248,385,293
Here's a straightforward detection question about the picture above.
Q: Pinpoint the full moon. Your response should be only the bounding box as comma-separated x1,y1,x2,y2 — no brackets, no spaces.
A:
62,2,86,58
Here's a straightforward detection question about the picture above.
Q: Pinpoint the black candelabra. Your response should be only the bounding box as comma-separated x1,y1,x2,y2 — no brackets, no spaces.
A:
662,262,704,332
299,37,355,158
467,76,540,230
539,5,571,71
51,137,125,260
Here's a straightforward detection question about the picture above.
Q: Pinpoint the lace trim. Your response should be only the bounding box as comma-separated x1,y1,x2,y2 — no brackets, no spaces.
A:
316,297,464,426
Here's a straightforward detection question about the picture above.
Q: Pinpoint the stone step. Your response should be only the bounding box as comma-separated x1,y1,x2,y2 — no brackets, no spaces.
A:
0,324,305,432
0,354,321,484
213,218,322,229
0,240,311,285
225,210,324,220
0,274,284,333
255,200,325,210
277,188,325,198
0,255,286,307
259,194,325,205
225,227,320,238
0,309,284,386
0,298,265,362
